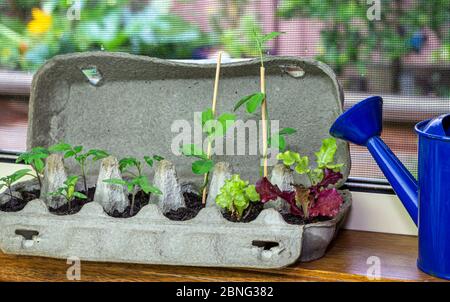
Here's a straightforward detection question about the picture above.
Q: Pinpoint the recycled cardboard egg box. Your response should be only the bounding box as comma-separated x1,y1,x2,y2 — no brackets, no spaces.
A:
0,52,351,268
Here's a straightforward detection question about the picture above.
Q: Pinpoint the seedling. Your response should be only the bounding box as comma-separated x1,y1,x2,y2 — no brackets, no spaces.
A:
277,138,344,186
257,138,345,219
103,156,163,216
233,31,295,176
215,174,260,221
48,176,87,211
49,142,109,193
15,147,50,189
181,108,235,194
0,169,32,200
181,52,236,204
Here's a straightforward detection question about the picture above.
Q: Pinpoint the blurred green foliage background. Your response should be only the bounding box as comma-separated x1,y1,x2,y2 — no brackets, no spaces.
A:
278,0,450,73
0,0,448,97
0,0,210,70
0,0,269,71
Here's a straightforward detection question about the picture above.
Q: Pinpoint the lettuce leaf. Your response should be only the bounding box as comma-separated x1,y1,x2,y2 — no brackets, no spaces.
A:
309,188,343,218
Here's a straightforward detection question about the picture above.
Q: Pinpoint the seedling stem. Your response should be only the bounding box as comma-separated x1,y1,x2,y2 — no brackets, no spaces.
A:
202,51,223,205
260,66,268,177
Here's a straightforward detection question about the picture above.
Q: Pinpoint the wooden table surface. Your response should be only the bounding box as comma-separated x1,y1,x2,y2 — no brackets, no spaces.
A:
0,230,442,282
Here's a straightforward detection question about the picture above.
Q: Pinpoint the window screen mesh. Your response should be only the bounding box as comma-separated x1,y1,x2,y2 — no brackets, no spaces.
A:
1,0,449,181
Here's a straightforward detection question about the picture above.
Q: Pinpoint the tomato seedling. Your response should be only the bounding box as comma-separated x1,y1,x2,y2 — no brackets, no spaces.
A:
48,175,87,211
103,156,163,216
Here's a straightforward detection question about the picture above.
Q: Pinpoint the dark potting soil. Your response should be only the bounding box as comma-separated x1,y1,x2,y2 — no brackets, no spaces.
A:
0,189,40,212
49,187,96,216
223,202,264,223
109,190,150,218
282,213,331,225
164,192,204,221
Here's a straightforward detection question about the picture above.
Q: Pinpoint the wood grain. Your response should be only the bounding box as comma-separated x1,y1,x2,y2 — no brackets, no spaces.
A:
0,230,443,282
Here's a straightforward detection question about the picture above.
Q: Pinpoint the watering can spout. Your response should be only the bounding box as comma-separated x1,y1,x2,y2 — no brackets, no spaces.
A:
330,96,419,225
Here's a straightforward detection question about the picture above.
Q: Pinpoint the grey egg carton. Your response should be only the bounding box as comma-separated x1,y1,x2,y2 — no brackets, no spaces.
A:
0,178,351,267
0,52,352,268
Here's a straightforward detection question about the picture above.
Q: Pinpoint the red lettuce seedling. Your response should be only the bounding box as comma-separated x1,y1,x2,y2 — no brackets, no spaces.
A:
260,137,345,220
256,177,294,205
309,188,343,218
256,177,301,216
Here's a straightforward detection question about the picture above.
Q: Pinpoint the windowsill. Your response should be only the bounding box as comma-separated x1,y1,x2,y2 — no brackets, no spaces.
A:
343,191,417,236
0,230,437,281
0,163,425,281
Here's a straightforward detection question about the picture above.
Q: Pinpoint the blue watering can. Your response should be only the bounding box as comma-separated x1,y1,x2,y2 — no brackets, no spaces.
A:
330,96,450,280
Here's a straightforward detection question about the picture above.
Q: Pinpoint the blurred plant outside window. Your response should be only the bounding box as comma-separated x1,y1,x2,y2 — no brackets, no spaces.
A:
0,0,449,181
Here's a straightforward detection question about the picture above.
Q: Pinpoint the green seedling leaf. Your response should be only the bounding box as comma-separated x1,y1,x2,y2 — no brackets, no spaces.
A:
118,157,140,173
73,192,87,199
147,185,162,195
244,185,260,202
326,163,345,171
246,93,265,114
269,128,296,151
47,190,61,197
269,134,286,151
261,31,284,43
16,151,47,164
103,178,128,186
181,144,207,160
16,147,49,175
15,154,28,164
31,147,49,154
215,174,261,220
13,169,33,180
233,93,265,112
315,138,339,169
4,169,33,184
64,150,76,158
153,155,164,161
34,158,45,173
217,113,236,134
278,128,297,135
87,149,109,161
192,159,214,175
48,142,72,153
203,119,222,138
294,156,310,174
277,150,301,166
48,175,85,204
137,176,162,195
204,112,236,138
66,175,79,187
201,108,214,127
310,168,324,185
144,156,154,167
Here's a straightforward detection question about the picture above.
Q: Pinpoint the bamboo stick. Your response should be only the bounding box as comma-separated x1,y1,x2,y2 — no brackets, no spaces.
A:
202,52,223,205
260,66,268,178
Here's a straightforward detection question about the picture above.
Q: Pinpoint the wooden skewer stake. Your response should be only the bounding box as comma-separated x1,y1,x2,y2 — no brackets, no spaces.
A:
202,52,223,205
260,66,268,178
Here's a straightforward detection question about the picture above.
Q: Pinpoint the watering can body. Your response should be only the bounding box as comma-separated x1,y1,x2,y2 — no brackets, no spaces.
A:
330,96,450,280
416,120,450,278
